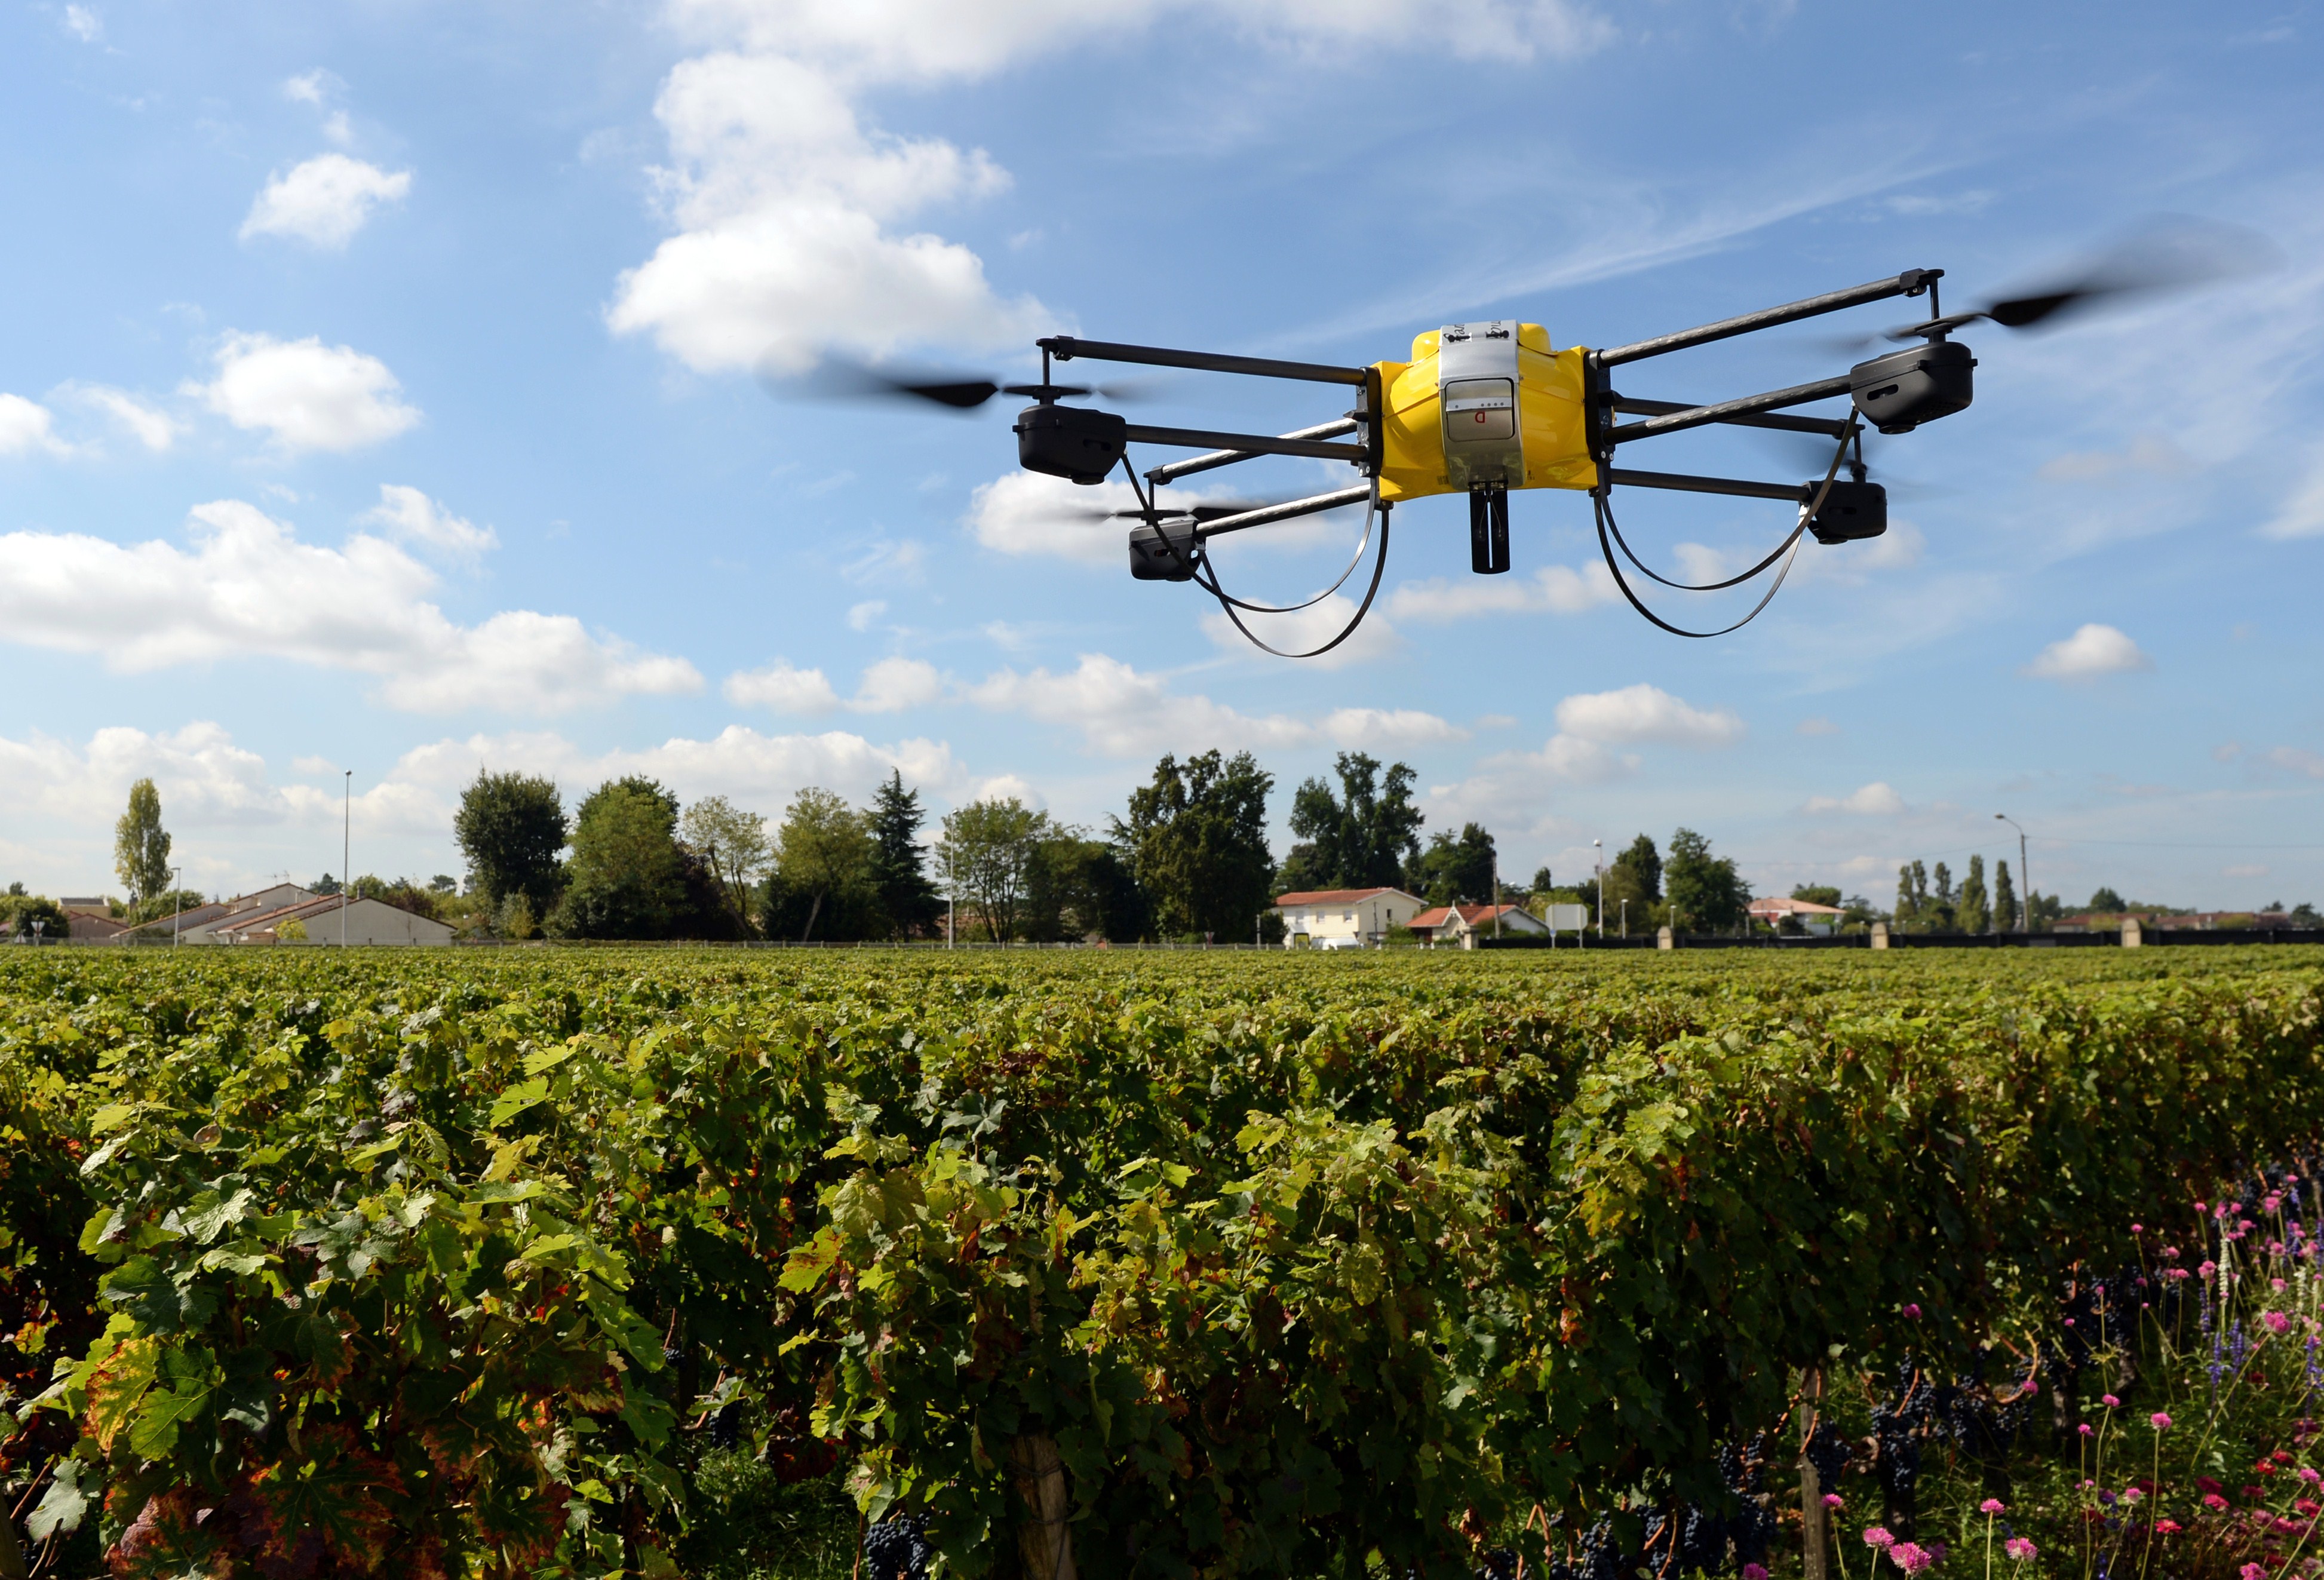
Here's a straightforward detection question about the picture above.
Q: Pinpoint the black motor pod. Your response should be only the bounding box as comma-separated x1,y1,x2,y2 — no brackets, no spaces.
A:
1804,478,1887,544
1129,519,1200,581
1468,487,1510,574
1849,339,1974,434
1015,403,1126,484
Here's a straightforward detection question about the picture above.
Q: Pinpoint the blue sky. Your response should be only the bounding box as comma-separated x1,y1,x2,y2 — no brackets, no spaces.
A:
3,0,2320,912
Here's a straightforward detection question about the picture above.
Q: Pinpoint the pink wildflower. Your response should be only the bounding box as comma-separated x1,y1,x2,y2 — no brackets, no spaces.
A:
2153,1412,2175,1429
2080,1424,2096,1437
2004,1538,2036,1561
2276,1278,2291,1291
2104,1394,2122,1407
2301,1468,2322,1485
2210,1494,2234,1511
1981,1499,2007,1514
2267,1311,2294,1334
2158,1520,2184,1535
1826,1493,1844,1509
2023,1379,2040,1397
1902,1303,1923,1319
2243,1564,2268,1580
2203,1260,2220,1278
1744,1567,1770,1580
2134,1223,2145,1234
1864,1527,1897,1550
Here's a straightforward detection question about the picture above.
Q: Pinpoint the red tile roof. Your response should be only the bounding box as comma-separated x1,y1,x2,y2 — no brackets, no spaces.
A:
1276,887,1416,906
1411,903,1527,931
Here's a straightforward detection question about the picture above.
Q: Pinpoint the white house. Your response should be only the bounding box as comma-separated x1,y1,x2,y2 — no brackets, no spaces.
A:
1408,903,1551,948
1747,895,1847,935
134,884,318,944
211,895,455,946
1276,887,1426,949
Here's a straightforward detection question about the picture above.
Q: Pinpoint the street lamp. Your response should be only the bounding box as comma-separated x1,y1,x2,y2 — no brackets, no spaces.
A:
1593,839,1603,937
342,770,352,949
1994,814,2030,934
172,866,182,947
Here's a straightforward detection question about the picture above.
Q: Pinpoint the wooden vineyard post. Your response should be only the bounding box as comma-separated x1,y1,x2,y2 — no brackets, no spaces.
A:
1011,1434,1078,1580
1799,1368,1828,1580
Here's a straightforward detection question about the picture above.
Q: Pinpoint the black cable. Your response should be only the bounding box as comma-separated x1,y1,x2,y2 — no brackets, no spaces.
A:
1592,413,1858,638
1195,493,1380,614
1197,495,1392,659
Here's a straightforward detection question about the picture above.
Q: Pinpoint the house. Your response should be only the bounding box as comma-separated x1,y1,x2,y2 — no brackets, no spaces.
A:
210,894,454,946
133,884,318,944
1748,895,1846,935
67,911,131,943
59,897,114,917
1408,903,1550,949
1275,887,1426,949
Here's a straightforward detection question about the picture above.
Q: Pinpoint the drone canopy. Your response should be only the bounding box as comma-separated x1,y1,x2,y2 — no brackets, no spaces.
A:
1373,321,1598,504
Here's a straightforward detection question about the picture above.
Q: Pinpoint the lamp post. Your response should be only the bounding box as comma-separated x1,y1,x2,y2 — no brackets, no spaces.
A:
1593,839,1603,937
1994,814,2030,934
172,866,182,947
342,770,351,948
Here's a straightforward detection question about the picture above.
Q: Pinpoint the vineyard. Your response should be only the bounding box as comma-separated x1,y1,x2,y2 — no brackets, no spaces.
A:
1,947,2320,1580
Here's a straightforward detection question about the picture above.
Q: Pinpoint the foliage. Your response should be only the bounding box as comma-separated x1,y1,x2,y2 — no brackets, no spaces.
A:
1665,826,1749,932
1112,751,1276,939
1408,821,1498,906
1958,854,1993,936
1604,835,1665,925
2,950,2322,1579
274,917,308,941
1791,885,1844,909
867,772,944,941
1281,752,1423,894
2090,886,2129,913
1025,835,1145,943
937,797,1053,942
113,778,172,911
454,771,570,919
551,782,689,940
1996,860,2021,935
770,789,877,944
2,895,70,941
679,796,773,937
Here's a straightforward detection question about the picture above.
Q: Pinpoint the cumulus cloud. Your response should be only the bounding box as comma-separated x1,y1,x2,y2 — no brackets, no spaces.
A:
184,333,421,452
2037,434,2194,484
606,51,1048,375
967,651,1459,757
2023,623,2151,681
966,472,1133,566
620,1,1607,376
361,484,498,558
851,655,943,712
1554,683,1744,748
391,724,965,809
1386,561,1619,620
60,4,100,42
724,660,842,713
0,394,68,458
1199,591,1400,669
1805,781,1906,815
0,499,699,713
240,155,412,248
60,385,182,451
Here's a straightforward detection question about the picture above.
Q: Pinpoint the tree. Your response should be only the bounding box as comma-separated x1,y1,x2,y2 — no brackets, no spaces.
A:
1663,828,1748,934
772,788,876,942
938,797,1052,942
1113,750,1275,939
115,777,173,911
1282,753,1423,891
1791,884,1843,908
1407,823,1497,906
2028,890,2064,931
679,794,772,934
1893,861,1930,932
453,770,569,918
1601,835,1662,927
1957,855,1991,935
3,894,69,940
1026,834,1147,942
866,771,944,939
2291,902,2321,927
2089,886,2127,913
548,782,686,939
1994,859,2020,934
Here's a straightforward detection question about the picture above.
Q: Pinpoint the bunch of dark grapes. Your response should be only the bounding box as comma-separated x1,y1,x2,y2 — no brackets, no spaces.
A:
862,1514,933,1580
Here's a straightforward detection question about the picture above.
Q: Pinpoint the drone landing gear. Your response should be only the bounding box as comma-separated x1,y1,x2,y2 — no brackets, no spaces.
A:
1468,486,1511,575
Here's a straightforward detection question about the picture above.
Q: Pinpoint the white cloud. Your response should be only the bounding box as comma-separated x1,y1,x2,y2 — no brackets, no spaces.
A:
849,655,943,712
392,724,965,811
1805,781,1906,815
966,651,1457,757
1796,716,1841,737
2225,863,2270,879
606,51,1048,375
1554,683,1744,748
185,333,422,452
840,535,926,586
847,599,888,630
2023,623,2152,681
966,472,1131,566
61,385,182,451
0,394,68,458
60,4,100,41
2037,434,2195,485
724,660,841,713
240,155,413,249
282,70,339,106
620,1,1608,376
1385,560,1620,620
361,484,498,558
2262,449,2324,540
2266,747,2324,781
0,499,699,714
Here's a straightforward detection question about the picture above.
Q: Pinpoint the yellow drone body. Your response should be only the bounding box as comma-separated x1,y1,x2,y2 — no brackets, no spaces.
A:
1371,321,1598,503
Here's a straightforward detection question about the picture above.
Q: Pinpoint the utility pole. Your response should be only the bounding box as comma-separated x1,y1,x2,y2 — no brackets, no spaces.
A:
172,866,182,947
1492,854,1502,939
1994,814,2030,934
1593,839,1603,937
342,770,351,948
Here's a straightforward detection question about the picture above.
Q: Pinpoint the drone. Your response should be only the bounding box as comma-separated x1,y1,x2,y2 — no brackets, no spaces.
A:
819,226,2253,657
